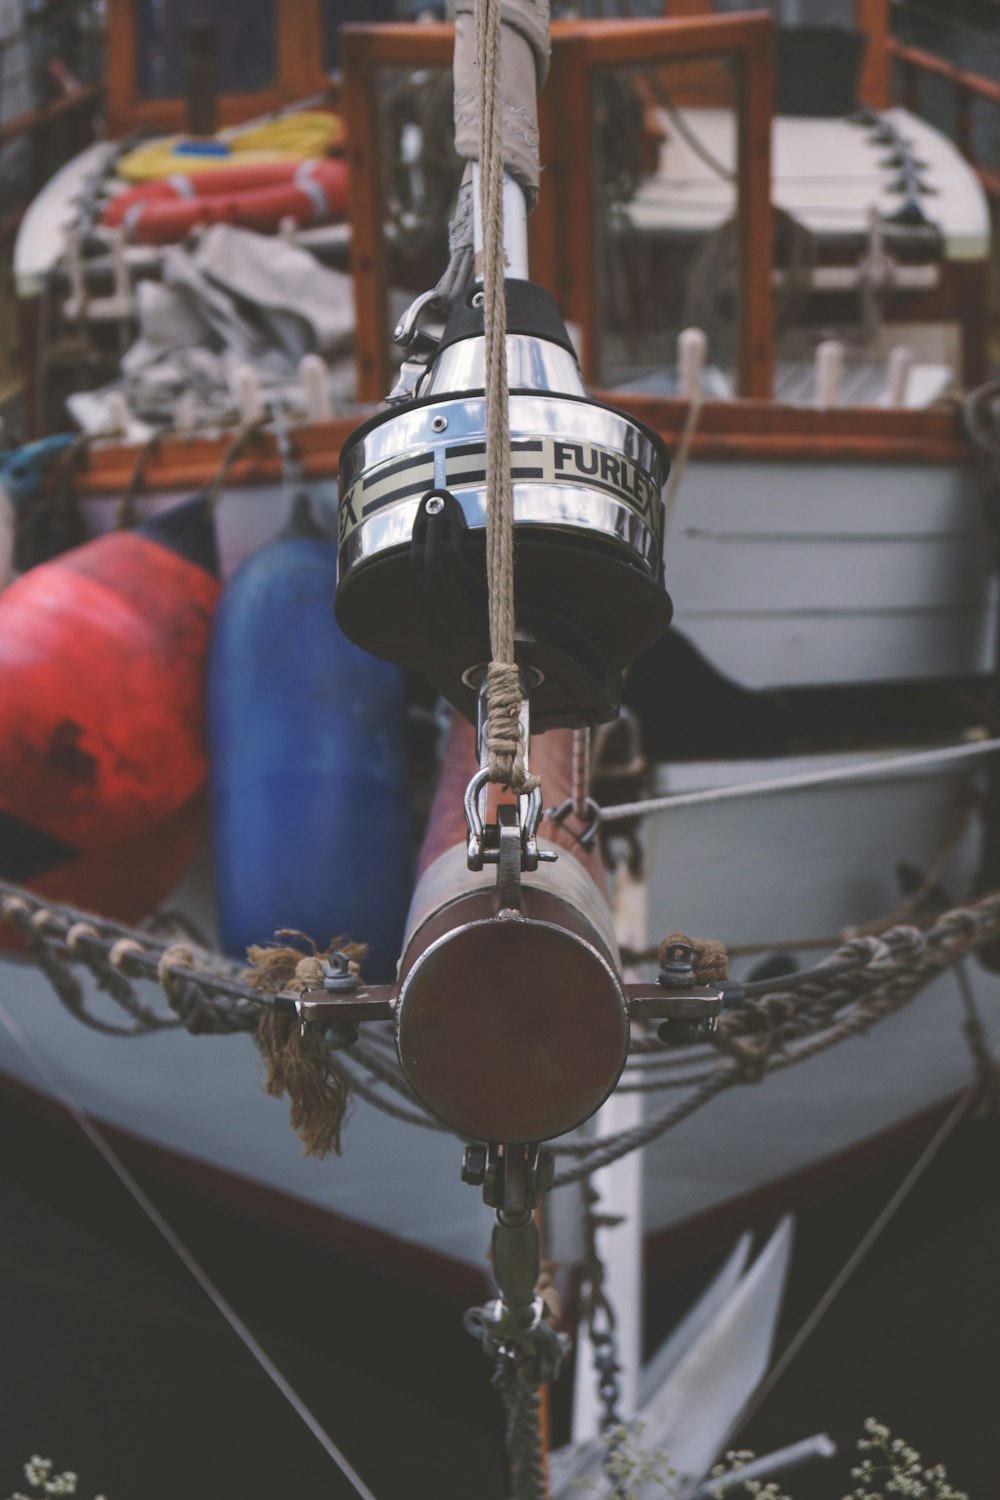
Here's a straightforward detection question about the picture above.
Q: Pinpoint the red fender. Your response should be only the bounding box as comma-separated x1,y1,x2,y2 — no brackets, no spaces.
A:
0,497,220,865
107,159,349,244
103,159,318,225
0,796,203,954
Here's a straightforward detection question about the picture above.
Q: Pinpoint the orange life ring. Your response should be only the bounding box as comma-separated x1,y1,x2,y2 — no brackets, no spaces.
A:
103,158,349,245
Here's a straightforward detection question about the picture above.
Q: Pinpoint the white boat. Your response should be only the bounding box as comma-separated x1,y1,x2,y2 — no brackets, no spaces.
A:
1,0,999,1485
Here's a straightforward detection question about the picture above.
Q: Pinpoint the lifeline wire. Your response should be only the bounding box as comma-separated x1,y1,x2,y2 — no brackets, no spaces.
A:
598,736,1000,824
0,999,380,1500
718,1081,979,1463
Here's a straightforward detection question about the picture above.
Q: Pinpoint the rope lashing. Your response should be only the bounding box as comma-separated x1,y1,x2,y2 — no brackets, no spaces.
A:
476,0,537,793
4,875,1000,1169
247,935,365,1158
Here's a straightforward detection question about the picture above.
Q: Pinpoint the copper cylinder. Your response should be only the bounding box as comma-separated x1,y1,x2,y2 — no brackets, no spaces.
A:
395,716,629,1145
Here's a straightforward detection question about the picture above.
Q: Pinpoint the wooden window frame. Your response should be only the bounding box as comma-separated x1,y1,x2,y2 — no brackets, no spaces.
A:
105,0,329,138
342,14,774,402
545,13,774,396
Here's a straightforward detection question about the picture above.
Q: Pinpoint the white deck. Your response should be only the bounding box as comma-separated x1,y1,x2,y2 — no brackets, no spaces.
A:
629,107,991,261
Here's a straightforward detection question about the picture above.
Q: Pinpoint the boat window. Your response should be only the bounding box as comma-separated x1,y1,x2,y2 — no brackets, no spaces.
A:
590,56,742,397
135,0,278,99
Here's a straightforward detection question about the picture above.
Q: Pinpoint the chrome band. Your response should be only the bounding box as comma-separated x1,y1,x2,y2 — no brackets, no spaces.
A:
420,335,586,399
341,481,659,575
338,392,668,581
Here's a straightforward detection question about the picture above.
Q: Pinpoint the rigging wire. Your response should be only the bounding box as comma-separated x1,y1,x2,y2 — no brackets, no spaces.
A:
598,736,1000,825
0,999,381,1500
890,0,1000,46
717,1081,979,1459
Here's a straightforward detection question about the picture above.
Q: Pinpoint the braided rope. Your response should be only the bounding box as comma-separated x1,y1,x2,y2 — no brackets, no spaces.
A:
3,878,998,1175
476,0,536,794
492,1356,549,1500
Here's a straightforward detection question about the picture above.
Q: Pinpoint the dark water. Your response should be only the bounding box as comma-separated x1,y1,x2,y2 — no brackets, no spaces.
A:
0,1091,506,1500
2,1083,998,1500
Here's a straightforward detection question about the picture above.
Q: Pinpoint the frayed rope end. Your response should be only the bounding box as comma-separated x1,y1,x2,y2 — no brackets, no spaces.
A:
247,933,366,1158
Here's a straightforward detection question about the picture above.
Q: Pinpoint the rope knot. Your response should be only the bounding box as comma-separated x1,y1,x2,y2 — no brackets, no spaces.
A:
486,661,539,792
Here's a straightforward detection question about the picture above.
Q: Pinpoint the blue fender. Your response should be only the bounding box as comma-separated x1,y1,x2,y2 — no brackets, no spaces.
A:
208,496,413,980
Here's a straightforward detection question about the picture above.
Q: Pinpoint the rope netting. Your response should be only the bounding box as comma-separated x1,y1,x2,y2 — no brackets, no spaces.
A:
3,873,999,1181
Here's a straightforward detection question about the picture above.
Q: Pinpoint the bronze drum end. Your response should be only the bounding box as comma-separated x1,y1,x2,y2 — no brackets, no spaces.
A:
395,911,629,1143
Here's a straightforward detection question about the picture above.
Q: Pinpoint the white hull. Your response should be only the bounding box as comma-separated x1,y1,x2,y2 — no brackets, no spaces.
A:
2,739,997,1286
1,453,997,1285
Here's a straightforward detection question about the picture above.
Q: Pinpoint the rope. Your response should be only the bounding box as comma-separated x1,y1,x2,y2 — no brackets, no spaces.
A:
476,0,536,794
492,1356,549,1500
572,728,591,821
205,416,270,512
115,431,161,529
4,875,1000,1175
552,894,1000,1182
723,1082,978,1450
660,395,702,533
597,736,1000,825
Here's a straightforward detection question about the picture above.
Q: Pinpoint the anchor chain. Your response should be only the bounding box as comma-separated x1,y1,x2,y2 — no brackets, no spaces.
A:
580,1184,624,1434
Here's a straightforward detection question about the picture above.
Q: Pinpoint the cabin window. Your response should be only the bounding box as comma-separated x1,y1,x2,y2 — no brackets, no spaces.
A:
135,0,278,98
590,56,743,397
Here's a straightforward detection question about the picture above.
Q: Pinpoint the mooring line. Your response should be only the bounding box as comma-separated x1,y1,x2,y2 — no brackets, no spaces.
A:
0,1000,380,1500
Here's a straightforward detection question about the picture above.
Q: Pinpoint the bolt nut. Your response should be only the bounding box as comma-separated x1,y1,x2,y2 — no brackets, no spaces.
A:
461,1143,487,1185
430,414,448,432
424,494,445,515
322,953,359,993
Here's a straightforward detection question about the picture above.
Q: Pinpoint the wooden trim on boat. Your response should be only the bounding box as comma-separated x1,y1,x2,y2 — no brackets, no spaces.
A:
105,0,329,138
67,398,973,498
888,37,1000,203
342,15,775,402
603,395,975,464
854,0,892,111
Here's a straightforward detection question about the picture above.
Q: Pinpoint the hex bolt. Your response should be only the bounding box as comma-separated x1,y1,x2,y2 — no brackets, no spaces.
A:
431,414,448,432
424,495,445,516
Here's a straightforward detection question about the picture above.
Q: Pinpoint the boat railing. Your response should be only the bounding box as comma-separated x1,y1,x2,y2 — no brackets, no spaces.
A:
889,38,1000,202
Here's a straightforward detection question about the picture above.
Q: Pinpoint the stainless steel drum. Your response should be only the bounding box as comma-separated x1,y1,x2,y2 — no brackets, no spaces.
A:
335,280,673,730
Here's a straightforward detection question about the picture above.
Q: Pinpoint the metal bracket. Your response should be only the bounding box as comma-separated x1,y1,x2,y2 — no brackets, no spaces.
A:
461,1141,555,1214
287,984,396,1027
545,795,602,851
385,288,444,405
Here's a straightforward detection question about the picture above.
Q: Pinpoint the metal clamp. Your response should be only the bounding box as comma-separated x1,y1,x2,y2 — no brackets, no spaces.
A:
386,288,445,406
465,767,558,876
545,795,602,851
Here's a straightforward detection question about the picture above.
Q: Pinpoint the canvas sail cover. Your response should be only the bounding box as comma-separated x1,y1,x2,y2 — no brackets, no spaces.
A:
452,0,550,201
